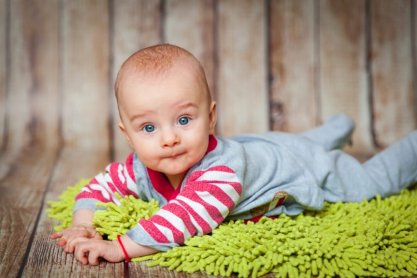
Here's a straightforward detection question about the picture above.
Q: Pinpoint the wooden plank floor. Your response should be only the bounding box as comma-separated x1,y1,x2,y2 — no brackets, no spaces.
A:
1,148,414,278
0,146,277,278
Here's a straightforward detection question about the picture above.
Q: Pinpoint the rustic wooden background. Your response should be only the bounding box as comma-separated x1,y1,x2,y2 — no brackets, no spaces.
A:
0,0,416,277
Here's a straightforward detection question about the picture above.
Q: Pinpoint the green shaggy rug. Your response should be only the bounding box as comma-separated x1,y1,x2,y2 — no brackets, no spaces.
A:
48,179,417,278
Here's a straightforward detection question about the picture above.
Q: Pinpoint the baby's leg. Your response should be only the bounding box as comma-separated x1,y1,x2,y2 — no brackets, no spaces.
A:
301,114,354,151
362,130,417,196
323,131,417,202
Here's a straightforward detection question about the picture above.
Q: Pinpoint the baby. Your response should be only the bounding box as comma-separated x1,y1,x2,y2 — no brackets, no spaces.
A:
51,44,417,265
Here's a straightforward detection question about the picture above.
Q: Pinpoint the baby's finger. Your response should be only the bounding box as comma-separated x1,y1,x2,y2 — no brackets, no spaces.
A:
50,232,63,239
74,242,90,265
88,249,100,266
65,237,88,253
56,238,67,247
78,251,89,265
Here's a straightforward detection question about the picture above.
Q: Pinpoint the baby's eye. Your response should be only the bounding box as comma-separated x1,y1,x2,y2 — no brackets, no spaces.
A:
178,116,190,126
143,124,156,133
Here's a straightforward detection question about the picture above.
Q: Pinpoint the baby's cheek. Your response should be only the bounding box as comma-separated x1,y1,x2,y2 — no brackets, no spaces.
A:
188,148,206,166
134,146,151,160
136,150,159,169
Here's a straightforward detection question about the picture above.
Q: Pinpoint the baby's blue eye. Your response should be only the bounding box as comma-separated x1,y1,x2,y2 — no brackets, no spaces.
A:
178,116,190,126
143,124,155,133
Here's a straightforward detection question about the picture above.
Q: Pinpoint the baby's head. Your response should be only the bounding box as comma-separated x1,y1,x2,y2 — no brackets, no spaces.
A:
115,44,216,186
115,44,212,108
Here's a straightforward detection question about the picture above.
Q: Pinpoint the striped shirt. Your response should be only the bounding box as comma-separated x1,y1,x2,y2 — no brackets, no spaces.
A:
75,133,330,250
75,136,243,250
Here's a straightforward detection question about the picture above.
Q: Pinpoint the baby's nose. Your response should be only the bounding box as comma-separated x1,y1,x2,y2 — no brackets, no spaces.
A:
161,129,180,147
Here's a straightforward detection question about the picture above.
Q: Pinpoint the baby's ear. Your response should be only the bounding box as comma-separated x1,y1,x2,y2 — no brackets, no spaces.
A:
118,122,133,147
208,101,217,134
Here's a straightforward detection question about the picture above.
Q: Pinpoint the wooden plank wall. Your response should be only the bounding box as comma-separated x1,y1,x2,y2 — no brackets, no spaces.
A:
0,0,416,277
1,0,416,158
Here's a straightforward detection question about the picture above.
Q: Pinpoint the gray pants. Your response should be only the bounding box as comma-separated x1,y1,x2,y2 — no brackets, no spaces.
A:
301,114,417,202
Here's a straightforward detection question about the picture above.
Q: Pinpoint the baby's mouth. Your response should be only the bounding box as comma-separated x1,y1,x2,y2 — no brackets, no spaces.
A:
165,150,185,159
171,152,185,159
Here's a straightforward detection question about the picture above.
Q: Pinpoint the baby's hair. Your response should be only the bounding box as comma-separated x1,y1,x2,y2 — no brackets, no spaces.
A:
114,44,209,102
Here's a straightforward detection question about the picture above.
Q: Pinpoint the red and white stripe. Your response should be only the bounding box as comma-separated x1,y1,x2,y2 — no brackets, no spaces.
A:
75,152,243,247
75,153,139,203
138,166,242,246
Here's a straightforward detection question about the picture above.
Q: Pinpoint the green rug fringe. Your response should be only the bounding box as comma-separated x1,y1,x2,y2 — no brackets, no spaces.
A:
48,180,417,278
47,179,159,239
93,196,159,241
47,179,91,232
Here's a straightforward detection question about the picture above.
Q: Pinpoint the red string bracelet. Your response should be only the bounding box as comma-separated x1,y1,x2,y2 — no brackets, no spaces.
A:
117,235,131,263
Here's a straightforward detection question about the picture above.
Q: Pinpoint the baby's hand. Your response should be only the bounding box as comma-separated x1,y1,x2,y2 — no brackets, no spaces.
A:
73,239,124,265
51,224,102,253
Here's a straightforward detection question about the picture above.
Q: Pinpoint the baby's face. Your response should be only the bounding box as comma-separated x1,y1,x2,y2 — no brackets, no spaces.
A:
118,60,216,186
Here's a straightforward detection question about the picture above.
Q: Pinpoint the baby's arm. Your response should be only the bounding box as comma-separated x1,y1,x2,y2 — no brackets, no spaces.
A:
126,166,242,251
70,165,241,265
52,153,139,253
73,235,157,265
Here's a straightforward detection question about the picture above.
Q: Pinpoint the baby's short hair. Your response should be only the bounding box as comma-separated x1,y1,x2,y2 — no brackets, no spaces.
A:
115,44,205,100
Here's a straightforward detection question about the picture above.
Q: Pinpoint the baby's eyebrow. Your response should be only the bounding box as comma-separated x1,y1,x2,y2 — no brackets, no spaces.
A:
128,102,198,122
129,111,154,122
175,101,198,110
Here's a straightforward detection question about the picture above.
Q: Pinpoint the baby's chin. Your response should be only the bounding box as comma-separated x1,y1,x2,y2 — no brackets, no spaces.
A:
153,152,205,175
161,165,191,177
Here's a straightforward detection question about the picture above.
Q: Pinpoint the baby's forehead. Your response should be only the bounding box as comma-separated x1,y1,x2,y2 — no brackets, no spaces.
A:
119,60,208,101
123,56,204,90
126,55,197,77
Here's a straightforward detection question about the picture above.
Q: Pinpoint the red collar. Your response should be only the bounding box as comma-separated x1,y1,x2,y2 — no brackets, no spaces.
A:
206,134,217,154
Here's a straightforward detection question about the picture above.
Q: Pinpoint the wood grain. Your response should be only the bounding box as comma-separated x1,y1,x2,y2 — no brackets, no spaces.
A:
0,0,60,179
61,0,111,151
269,0,318,132
22,148,116,277
0,148,58,277
164,0,215,97
216,0,269,137
319,0,374,154
6,0,60,154
112,0,162,162
370,0,416,147
0,0,6,152
414,0,417,123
